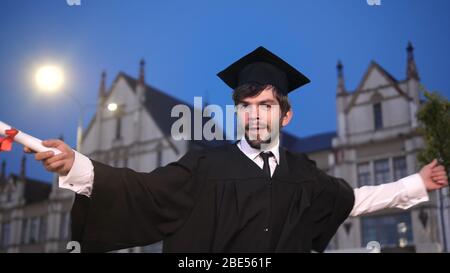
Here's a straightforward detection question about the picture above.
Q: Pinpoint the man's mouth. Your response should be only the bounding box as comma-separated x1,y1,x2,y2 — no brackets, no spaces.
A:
247,124,268,130
248,127,267,130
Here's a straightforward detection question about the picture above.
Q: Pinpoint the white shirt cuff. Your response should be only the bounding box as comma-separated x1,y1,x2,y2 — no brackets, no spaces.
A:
58,150,94,197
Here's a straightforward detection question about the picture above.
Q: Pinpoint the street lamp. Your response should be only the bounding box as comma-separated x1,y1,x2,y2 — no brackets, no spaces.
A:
107,102,118,112
35,64,85,152
35,65,64,93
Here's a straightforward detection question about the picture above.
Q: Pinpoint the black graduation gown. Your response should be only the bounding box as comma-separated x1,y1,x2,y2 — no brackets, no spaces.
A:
71,143,355,253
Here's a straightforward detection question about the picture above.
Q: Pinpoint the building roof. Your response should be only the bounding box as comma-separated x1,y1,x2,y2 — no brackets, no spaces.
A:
345,61,412,113
84,72,226,148
9,174,52,205
281,131,336,154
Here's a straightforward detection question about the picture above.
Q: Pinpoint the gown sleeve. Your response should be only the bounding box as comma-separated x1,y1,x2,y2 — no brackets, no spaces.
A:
301,154,355,252
310,176,355,252
70,150,205,252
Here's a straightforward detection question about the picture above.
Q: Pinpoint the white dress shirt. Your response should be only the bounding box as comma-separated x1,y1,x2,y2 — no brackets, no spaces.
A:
59,138,429,217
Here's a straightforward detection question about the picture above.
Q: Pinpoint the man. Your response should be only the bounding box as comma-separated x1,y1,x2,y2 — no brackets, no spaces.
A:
27,47,448,252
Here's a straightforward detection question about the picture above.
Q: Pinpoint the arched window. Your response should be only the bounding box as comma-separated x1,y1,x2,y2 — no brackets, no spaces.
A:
371,93,383,130
373,103,383,130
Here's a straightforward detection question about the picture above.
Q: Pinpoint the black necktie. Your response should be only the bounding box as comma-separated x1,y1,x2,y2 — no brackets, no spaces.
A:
260,151,274,178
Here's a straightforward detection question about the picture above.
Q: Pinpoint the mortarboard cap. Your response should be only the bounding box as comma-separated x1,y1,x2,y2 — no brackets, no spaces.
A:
217,46,310,95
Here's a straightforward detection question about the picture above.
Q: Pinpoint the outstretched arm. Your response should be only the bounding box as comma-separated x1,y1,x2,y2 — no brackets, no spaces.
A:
26,139,203,252
351,159,448,217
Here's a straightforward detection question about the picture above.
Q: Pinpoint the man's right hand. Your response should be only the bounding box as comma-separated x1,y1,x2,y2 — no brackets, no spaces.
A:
24,139,75,176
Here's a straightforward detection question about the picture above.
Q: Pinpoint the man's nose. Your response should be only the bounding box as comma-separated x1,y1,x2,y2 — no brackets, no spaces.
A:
248,105,261,118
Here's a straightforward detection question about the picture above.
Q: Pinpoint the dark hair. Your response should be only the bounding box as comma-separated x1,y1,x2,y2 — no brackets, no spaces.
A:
232,83,291,117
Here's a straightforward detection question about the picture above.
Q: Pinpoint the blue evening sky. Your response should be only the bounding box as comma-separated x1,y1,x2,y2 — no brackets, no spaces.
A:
1,0,449,182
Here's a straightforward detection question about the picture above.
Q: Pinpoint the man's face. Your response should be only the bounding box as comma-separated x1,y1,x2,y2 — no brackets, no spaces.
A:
236,86,292,149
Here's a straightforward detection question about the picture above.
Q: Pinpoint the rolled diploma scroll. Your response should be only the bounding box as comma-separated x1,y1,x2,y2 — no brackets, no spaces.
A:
0,121,61,155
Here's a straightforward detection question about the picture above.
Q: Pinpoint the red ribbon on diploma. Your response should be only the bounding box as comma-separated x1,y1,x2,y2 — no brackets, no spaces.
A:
0,128,18,152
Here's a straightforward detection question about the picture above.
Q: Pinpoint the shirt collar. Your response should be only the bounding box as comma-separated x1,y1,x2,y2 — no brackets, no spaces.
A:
238,136,280,165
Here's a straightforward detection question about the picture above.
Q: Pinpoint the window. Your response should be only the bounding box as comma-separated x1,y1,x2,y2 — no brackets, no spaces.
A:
21,219,29,244
357,162,371,187
39,216,47,243
393,156,408,181
29,217,39,244
361,212,413,248
374,159,390,185
6,190,12,203
1,222,11,249
157,148,162,168
115,116,122,140
373,103,383,130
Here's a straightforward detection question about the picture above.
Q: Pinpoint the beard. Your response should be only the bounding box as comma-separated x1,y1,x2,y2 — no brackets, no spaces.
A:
244,121,280,150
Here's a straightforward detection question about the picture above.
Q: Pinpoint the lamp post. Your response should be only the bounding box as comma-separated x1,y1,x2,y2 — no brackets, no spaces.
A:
64,92,84,152
35,65,84,151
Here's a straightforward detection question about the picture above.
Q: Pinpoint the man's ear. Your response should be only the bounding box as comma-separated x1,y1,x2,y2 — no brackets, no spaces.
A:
281,109,293,127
